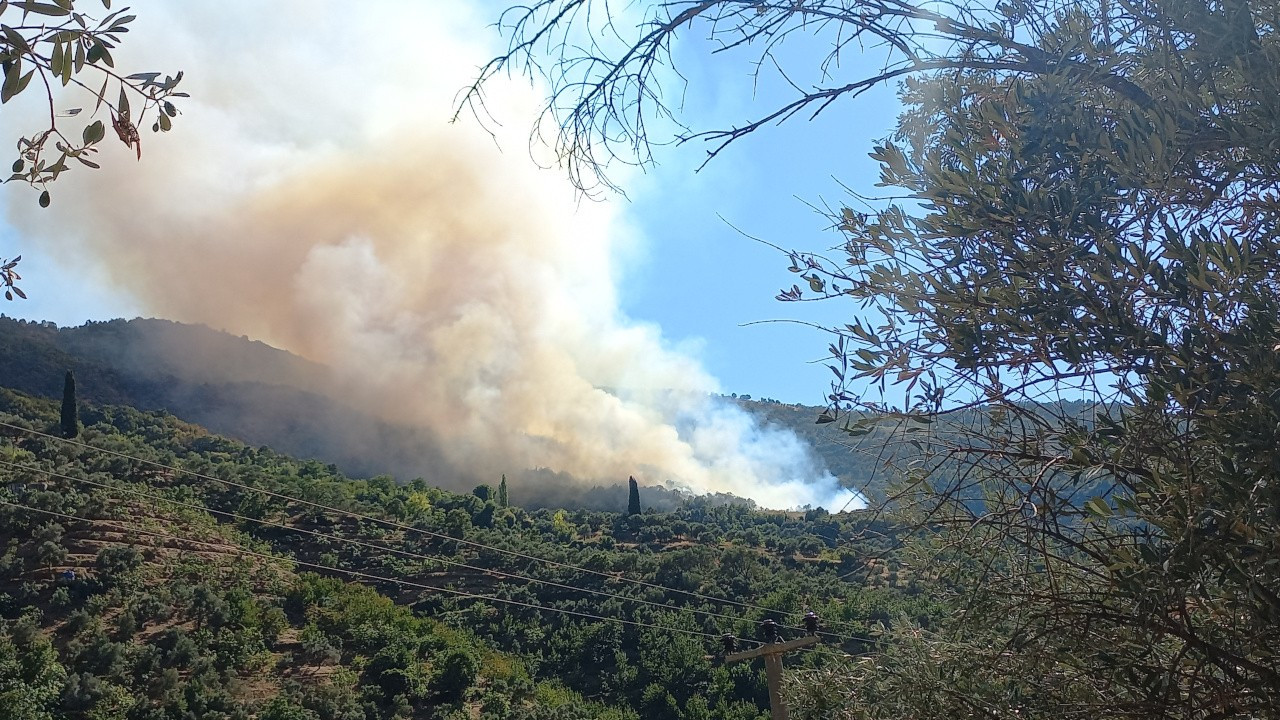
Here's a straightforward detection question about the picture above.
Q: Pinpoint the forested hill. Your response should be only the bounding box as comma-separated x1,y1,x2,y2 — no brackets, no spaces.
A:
0,316,464,493
0,388,931,720
0,316,890,505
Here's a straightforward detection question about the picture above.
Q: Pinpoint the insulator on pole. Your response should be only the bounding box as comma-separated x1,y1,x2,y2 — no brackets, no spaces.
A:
803,611,818,636
722,633,738,654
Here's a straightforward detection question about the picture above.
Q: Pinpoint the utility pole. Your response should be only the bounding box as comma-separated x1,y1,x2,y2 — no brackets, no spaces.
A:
723,636,819,720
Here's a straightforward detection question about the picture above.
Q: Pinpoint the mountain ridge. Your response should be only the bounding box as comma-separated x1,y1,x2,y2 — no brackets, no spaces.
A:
0,316,882,508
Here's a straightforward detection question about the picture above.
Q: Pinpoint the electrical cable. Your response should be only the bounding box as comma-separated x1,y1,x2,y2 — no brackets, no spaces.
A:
0,419,876,637
0,457,761,629
0,498,761,646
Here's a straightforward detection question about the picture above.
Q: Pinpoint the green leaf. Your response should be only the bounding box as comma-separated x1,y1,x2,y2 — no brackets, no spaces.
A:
13,1,71,16
92,75,107,113
50,39,65,84
96,42,113,67
82,119,104,145
1083,497,1111,518
1,60,32,103
2,25,31,54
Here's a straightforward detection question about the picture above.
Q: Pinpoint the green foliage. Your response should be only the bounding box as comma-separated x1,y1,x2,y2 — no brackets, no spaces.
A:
0,256,21,303
0,1,188,301
430,646,480,701
0,387,931,720
714,1,1280,718
0,630,66,720
626,476,640,516
259,696,319,720
366,639,429,699
93,545,141,588
444,508,471,539
550,509,576,541
59,370,77,439
0,1,186,202
787,0,1280,713
475,0,1280,716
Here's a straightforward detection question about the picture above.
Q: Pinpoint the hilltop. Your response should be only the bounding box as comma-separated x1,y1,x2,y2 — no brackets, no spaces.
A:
0,316,892,506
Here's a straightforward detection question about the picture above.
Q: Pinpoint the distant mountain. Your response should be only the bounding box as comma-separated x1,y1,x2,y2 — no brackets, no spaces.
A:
0,316,463,486
0,316,893,505
720,397,896,503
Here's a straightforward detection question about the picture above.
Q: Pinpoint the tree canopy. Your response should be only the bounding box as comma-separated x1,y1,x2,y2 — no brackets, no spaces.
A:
0,386,925,720
473,0,1280,717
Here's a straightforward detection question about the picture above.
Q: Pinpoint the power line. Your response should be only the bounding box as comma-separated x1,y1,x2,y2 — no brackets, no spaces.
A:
0,419,873,637
808,644,873,662
0,499,756,646
0,457,759,630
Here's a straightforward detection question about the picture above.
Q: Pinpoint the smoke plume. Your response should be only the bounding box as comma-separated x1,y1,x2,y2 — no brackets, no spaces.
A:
3,1,856,510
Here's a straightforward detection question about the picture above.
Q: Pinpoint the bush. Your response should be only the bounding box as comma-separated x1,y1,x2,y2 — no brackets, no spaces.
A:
431,646,481,701
259,696,320,720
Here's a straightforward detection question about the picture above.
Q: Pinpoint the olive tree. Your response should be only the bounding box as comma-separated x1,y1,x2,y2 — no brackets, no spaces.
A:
1,0,186,300
470,1,1280,717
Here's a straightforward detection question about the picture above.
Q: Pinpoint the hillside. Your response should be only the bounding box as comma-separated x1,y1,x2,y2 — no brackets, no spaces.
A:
0,389,931,720
0,316,894,506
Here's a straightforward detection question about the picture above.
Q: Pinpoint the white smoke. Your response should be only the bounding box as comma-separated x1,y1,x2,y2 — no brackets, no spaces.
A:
1,0,858,511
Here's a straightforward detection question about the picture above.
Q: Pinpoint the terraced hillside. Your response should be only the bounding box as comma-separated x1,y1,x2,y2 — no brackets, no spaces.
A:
0,388,934,720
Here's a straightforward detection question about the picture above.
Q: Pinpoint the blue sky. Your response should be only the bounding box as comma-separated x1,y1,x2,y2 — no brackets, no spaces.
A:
621,38,899,404
554,17,902,405
0,0,900,407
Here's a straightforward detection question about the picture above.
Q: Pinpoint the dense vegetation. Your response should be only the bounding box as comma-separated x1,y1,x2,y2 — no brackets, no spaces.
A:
11,0,1280,715
0,388,931,719
473,0,1280,717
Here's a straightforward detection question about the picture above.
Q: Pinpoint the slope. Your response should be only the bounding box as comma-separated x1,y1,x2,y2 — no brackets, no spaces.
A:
0,388,934,720
0,316,893,506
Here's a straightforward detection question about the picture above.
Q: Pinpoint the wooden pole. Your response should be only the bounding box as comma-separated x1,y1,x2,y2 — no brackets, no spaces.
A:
723,636,819,720
763,653,787,720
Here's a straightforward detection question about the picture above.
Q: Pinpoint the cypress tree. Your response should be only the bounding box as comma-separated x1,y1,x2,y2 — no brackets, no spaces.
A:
627,476,641,515
60,370,79,439
497,475,509,508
